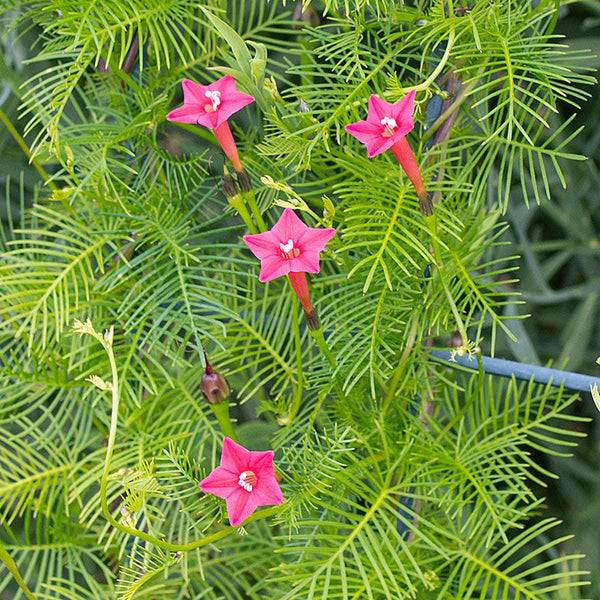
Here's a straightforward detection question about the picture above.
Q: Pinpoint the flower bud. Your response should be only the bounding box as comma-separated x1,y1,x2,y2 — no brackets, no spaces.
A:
201,368,230,405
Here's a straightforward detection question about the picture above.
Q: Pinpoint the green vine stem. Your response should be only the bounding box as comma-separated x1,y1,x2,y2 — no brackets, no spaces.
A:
309,327,338,371
210,401,240,442
240,187,267,232
228,192,258,234
423,213,469,345
72,319,279,553
0,545,38,600
285,293,305,425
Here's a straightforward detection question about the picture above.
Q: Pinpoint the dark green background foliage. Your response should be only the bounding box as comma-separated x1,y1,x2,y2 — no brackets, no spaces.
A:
0,0,599,598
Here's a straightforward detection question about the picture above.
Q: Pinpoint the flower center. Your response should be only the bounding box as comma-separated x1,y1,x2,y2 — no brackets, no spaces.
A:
279,239,300,260
204,90,221,113
238,470,257,492
380,116,398,138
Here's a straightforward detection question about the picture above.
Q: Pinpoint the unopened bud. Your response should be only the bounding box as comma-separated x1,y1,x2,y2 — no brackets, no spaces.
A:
201,369,230,405
298,98,310,113
293,2,320,28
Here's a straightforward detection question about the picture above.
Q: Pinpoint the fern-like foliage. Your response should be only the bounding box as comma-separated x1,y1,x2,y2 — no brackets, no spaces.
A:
0,0,594,599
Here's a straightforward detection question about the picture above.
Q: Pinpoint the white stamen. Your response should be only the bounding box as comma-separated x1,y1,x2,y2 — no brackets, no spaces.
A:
280,239,294,253
279,239,300,259
238,471,255,492
205,90,221,112
380,116,398,137
381,117,397,128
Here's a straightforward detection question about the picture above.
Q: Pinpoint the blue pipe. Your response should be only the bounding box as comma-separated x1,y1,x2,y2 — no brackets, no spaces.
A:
429,350,600,394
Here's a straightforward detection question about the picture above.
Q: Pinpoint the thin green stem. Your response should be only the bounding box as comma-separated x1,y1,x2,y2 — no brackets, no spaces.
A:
73,320,280,554
228,194,258,234
241,188,267,232
309,325,346,404
0,545,38,600
0,107,58,192
424,214,469,344
287,294,305,424
403,29,456,95
210,401,240,443
309,327,337,371
382,316,419,414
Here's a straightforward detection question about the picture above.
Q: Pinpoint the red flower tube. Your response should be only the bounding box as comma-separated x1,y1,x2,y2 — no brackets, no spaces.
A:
243,209,336,330
345,91,433,216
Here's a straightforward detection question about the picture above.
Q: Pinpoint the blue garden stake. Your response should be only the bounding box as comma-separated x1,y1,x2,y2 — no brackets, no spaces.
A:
429,350,600,394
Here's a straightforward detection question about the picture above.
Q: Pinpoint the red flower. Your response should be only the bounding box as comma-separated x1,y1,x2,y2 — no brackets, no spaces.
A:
243,209,336,321
167,75,254,172
345,92,416,158
346,91,432,215
199,437,283,527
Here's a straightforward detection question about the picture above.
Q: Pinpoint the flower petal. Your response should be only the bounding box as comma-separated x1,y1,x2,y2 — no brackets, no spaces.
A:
269,208,309,244
226,489,259,527
168,76,254,131
243,231,280,260
166,104,204,124
345,121,392,157
390,89,416,132
199,465,239,499
252,476,284,507
247,449,276,477
181,78,208,105
297,226,336,253
365,134,397,157
289,250,322,274
366,94,396,125
216,95,255,127
245,209,336,283
220,437,251,473
258,254,291,282
345,120,381,143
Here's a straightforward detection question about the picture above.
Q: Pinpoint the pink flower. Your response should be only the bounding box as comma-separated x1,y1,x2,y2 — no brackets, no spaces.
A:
167,75,254,129
167,75,254,172
199,437,283,527
243,209,335,323
345,92,416,158
346,91,433,215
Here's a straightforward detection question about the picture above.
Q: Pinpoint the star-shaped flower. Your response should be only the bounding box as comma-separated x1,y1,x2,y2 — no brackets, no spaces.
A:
166,75,254,130
345,90,433,215
243,209,336,330
345,91,416,157
199,437,284,527
167,75,254,173
243,208,336,282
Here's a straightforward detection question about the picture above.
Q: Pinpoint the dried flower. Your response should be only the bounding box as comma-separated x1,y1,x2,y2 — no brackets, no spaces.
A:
345,91,433,215
199,437,284,527
167,75,254,172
